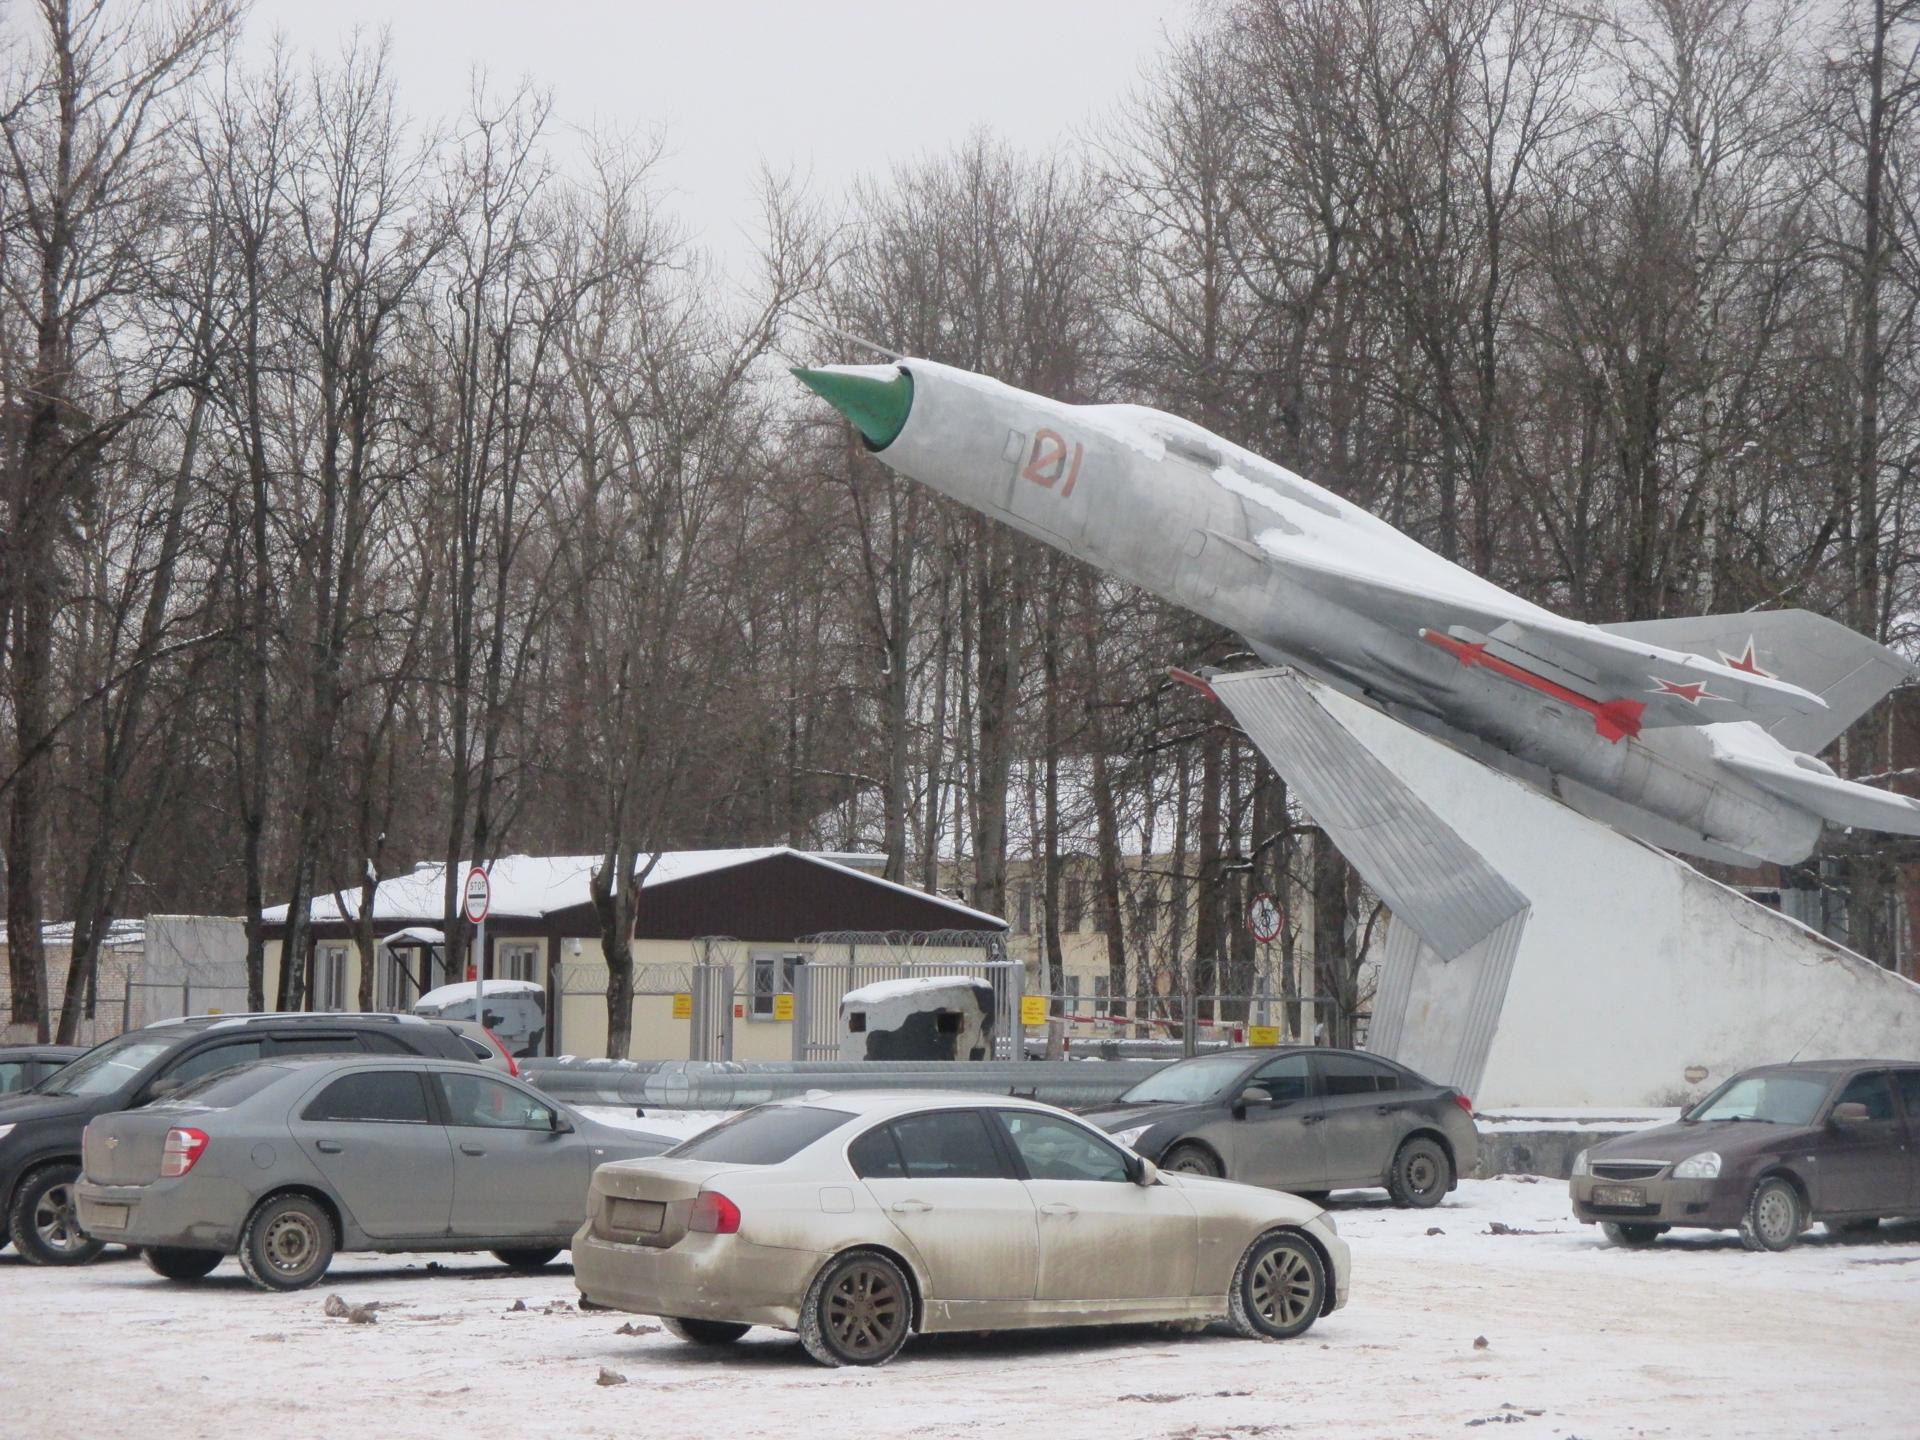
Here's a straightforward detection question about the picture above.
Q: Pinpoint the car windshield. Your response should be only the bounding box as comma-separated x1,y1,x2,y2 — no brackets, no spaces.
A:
1686,1074,1828,1125
32,1034,175,1097
1118,1053,1255,1105
665,1105,854,1164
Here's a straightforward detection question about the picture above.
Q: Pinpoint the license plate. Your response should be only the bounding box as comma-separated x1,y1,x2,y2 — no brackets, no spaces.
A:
1591,1183,1646,1207
608,1198,664,1234
88,1203,129,1231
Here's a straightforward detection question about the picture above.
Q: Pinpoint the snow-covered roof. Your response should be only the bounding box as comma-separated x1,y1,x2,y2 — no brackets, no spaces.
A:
382,926,445,949
0,918,145,951
414,977,545,1009
265,847,1004,931
842,974,994,1007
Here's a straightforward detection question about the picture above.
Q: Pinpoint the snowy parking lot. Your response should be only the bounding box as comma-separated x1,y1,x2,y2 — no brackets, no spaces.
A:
7,1174,1916,1440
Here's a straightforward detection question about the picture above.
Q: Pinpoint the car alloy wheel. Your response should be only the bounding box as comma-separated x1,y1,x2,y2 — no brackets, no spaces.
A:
1228,1230,1324,1341
9,1164,106,1265
825,1260,906,1358
799,1250,914,1367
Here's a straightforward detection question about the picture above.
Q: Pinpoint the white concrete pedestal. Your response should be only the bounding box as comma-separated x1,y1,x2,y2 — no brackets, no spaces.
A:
1210,668,1920,1106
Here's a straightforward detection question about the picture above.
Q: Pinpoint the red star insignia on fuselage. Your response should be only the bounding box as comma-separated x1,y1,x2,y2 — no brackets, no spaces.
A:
1649,677,1726,704
1717,638,1774,678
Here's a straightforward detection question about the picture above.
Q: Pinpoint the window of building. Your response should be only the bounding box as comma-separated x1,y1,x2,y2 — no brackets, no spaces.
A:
748,951,804,1020
1015,881,1033,935
499,943,539,983
1063,874,1086,933
313,944,348,1010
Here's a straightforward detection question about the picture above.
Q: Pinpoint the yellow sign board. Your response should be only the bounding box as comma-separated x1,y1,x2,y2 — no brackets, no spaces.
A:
1020,995,1049,1028
773,993,795,1022
670,993,692,1020
1248,1025,1281,1047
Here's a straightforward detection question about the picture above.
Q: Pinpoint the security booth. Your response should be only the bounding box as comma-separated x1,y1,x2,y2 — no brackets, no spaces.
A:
839,975,998,1061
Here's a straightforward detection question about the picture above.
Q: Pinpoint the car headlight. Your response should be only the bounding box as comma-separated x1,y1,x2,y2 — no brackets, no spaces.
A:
1673,1151,1721,1180
1571,1148,1590,1177
0,1122,13,1143
1111,1125,1150,1152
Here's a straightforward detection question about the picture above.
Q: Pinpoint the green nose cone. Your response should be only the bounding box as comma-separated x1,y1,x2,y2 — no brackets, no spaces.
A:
793,366,914,449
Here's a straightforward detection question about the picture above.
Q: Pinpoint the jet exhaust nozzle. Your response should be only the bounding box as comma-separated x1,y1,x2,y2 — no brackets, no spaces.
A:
793,364,914,449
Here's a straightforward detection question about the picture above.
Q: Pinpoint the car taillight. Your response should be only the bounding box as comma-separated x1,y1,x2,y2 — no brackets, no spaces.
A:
483,1027,518,1078
161,1127,209,1178
1452,1093,1474,1115
688,1191,741,1235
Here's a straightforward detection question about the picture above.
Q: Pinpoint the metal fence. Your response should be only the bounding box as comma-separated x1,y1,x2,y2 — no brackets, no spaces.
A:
1027,992,1357,1055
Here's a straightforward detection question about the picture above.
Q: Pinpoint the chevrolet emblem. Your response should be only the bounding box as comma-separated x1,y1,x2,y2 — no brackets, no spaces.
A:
106,1136,118,1149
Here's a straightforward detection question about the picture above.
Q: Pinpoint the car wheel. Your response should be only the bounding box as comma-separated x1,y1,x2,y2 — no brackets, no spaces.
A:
145,1246,223,1281
1825,1216,1880,1240
238,1193,335,1291
1738,1177,1804,1253
1386,1136,1452,1208
1600,1222,1667,1248
661,1316,752,1345
1161,1143,1223,1178
492,1247,562,1272
1227,1229,1325,1341
798,1250,913,1367
8,1162,106,1265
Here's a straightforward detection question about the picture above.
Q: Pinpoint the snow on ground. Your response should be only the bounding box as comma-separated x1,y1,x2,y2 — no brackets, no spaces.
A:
6,1178,1916,1440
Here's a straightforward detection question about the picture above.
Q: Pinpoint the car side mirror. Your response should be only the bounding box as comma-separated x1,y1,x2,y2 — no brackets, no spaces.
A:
143,1077,183,1104
1233,1086,1271,1117
1132,1156,1159,1187
1830,1101,1870,1126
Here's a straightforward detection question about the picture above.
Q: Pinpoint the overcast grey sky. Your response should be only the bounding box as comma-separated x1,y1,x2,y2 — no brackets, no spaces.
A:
247,0,1195,276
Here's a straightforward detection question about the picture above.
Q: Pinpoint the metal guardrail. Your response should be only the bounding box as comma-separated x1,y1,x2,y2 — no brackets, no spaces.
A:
520,1057,1173,1110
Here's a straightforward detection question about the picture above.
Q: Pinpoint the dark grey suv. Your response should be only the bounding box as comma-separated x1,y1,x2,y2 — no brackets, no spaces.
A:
0,1014,478,1265
1081,1047,1480,1206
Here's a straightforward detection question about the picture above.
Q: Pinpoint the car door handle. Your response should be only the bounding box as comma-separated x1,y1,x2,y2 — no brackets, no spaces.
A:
1300,1115,1323,1126
1039,1202,1078,1219
315,1140,343,1154
889,1200,931,1214
459,1142,486,1157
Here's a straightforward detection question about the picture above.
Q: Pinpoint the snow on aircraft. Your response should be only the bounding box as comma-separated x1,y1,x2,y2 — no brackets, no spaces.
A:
797,357,1918,867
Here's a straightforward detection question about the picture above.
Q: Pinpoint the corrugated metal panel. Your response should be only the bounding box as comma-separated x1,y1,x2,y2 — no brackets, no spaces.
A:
1212,670,1530,958
1210,668,1533,1097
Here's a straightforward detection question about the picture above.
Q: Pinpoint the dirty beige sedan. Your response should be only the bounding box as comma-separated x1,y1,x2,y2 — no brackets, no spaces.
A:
573,1091,1350,1366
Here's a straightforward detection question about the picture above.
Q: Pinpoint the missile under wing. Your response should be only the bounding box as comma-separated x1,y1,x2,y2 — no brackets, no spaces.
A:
796,358,1919,867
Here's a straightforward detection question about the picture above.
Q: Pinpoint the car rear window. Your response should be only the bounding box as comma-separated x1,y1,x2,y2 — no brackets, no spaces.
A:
666,1105,854,1164
164,1064,288,1108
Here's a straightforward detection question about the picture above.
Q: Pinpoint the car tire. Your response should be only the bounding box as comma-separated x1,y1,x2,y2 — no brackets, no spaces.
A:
1386,1136,1452,1208
661,1316,752,1345
1161,1143,1223,1178
1825,1216,1880,1240
237,1193,335,1291
1227,1229,1325,1341
492,1247,562,1272
8,1162,106,1265
145,1246,223,1281
798,1249,913,1368
1600,1222,1667,1248
1738,1177,1804,1253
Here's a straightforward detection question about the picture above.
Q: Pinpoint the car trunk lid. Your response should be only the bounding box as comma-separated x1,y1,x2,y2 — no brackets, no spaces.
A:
588,1157,740,1248
83,1109,187,1186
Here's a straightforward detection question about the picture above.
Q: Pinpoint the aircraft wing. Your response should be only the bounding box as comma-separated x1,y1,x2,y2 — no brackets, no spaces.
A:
1233,529,1829,739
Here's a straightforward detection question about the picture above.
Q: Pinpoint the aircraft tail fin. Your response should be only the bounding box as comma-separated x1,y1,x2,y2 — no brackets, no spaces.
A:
1600,609,1912,753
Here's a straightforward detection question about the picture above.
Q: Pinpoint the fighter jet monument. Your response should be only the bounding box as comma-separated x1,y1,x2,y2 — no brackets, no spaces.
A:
798,356,1920,1103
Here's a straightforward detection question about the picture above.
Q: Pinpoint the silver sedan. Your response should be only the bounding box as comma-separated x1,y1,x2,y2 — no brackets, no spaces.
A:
573,1091,1350,1366
74,1055,672,1289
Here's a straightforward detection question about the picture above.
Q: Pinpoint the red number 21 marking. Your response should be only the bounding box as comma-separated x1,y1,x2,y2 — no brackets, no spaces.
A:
1023,429,1085,499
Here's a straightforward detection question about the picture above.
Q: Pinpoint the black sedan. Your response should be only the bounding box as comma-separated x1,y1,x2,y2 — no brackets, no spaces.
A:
1081,1046,1480,1207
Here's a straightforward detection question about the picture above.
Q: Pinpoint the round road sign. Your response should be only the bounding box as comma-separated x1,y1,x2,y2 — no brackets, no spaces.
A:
463,867,491,925
1249,892,1282,943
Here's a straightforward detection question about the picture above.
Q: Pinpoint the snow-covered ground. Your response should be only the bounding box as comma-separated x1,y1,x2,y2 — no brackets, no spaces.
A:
6,1177,1916,1440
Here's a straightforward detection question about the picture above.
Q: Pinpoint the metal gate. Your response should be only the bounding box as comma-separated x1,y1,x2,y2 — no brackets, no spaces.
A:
687,960,734,1061
791,952,1024,1061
